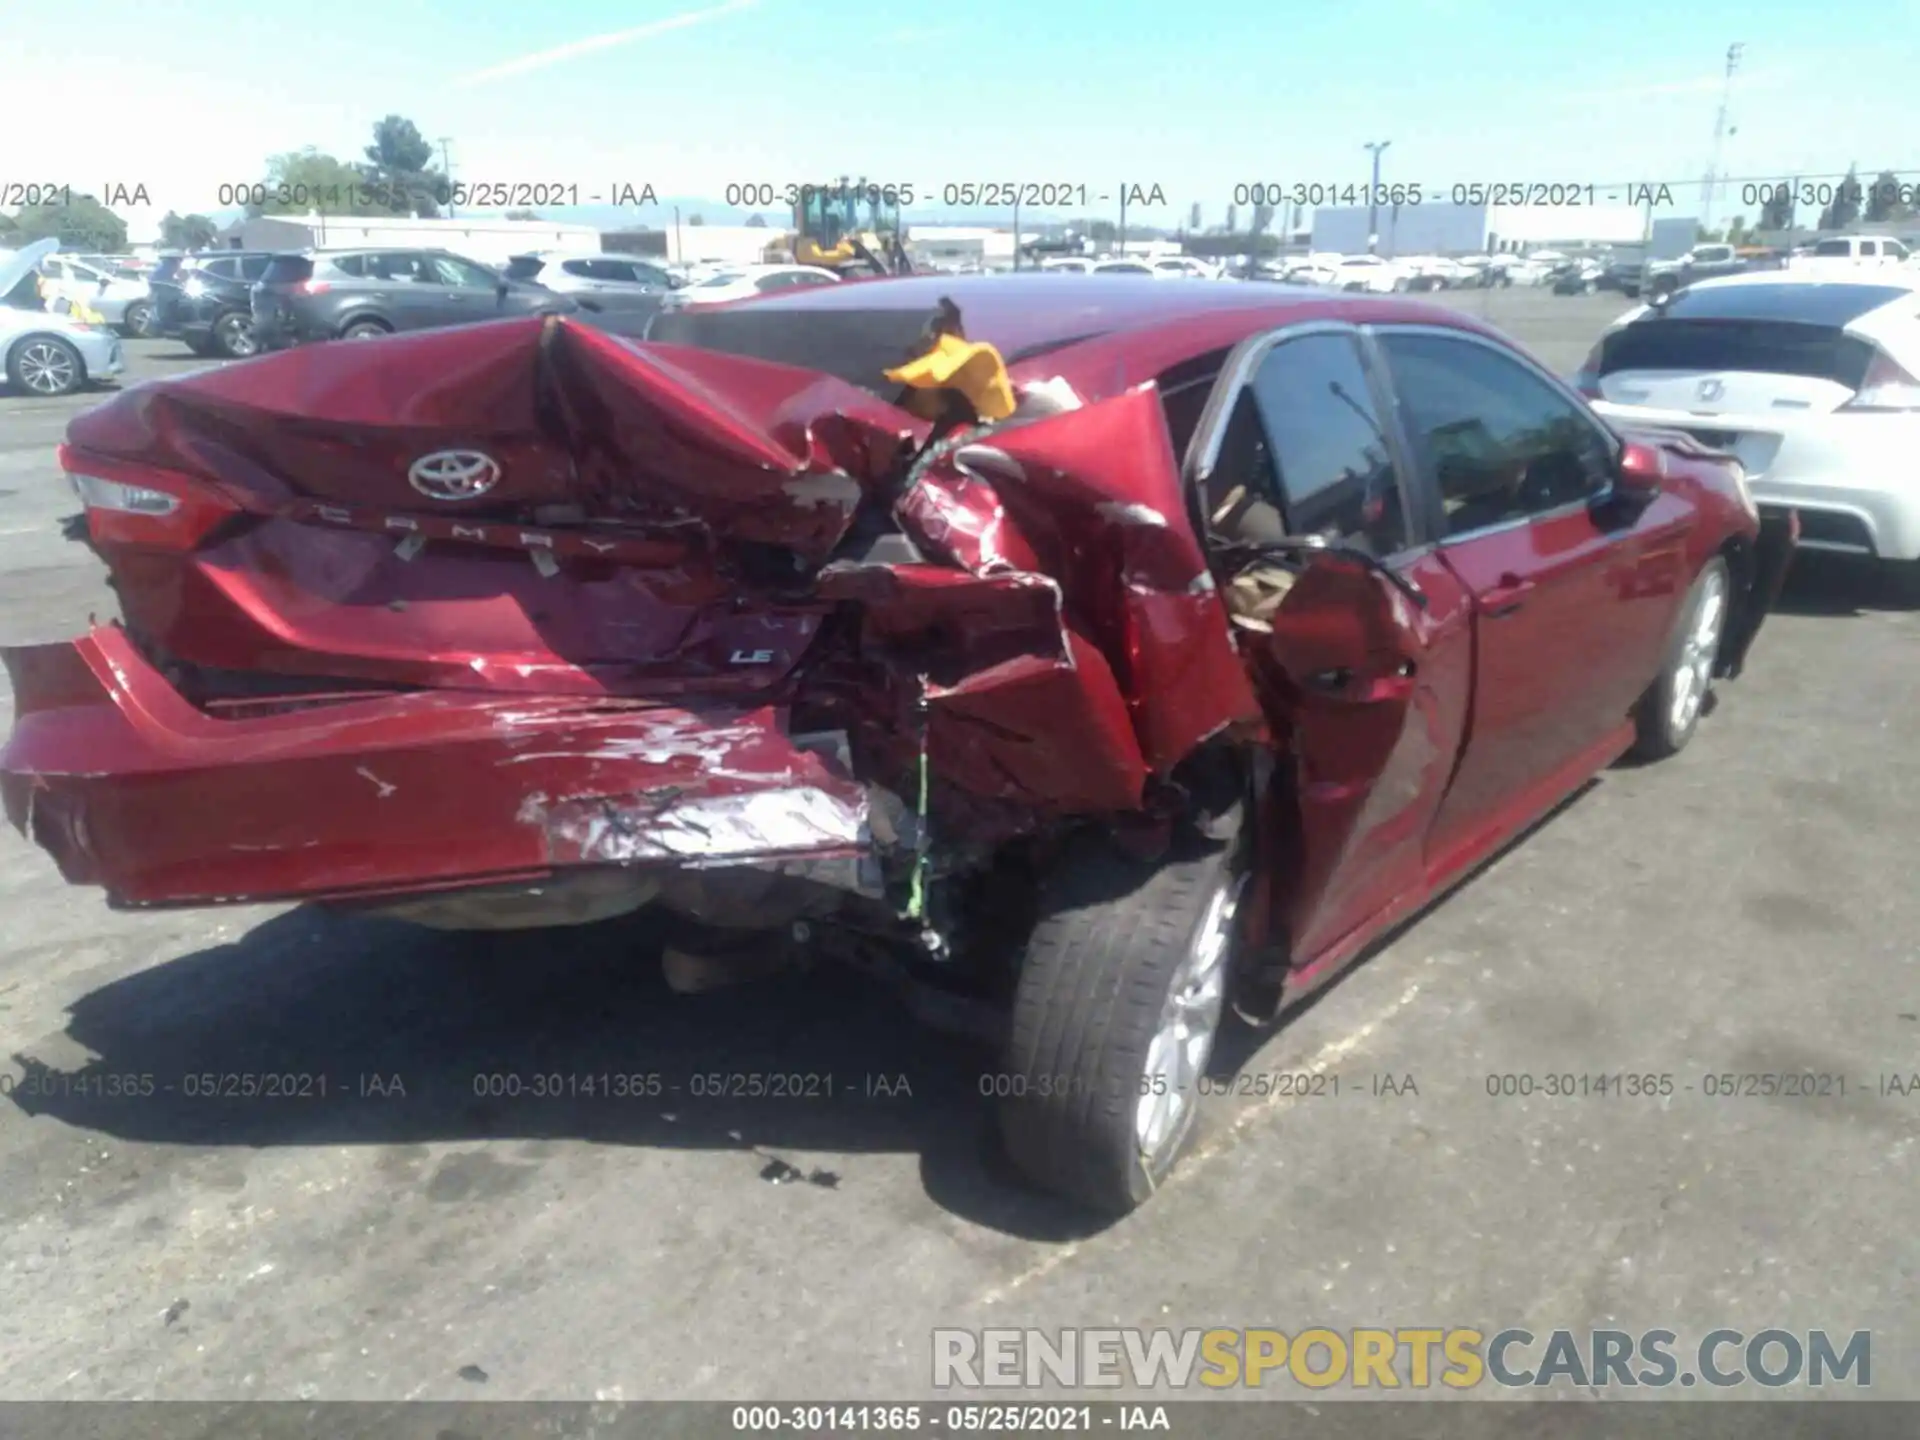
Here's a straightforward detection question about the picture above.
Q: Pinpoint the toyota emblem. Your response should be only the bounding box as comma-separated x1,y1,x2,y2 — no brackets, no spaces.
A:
408,449,502,501
1695,378,1725,403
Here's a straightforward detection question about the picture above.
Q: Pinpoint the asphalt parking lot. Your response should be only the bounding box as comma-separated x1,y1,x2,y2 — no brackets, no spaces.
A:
0,290,1915,1405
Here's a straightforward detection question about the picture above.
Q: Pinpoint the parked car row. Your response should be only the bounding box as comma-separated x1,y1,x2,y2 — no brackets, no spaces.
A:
0,240,127,396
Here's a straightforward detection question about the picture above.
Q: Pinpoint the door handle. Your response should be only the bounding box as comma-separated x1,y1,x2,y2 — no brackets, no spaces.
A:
1482,572,1534,617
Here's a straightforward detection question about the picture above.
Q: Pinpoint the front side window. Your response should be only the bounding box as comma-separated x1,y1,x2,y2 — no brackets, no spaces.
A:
1379,331,1613,538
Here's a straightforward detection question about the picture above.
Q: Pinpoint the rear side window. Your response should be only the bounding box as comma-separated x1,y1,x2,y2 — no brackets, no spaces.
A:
1598,319,1877,388
331,255,370,278
238,254,273,281
1244,333,1408,553
1813,239,1853,257
261,254,314,284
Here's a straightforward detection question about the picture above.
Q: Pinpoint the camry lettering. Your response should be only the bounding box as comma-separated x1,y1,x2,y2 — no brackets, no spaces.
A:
729,649,777,665
318,506,352,524
384,516,419,531
520,532,554,548
583,539,620,553
450,525,486,540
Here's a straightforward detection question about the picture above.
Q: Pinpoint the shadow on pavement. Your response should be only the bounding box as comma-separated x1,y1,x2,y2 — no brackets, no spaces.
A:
1773,551,1914,616
5,905,1104,1241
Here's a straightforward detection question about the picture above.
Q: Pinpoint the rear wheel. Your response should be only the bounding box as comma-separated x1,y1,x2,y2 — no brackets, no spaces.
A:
1879,558,1920,606
1631,557,1729,760
212,311,259,359
7,336,86,396
121,301,155,338
997,835,1242,1213
340,319,392,340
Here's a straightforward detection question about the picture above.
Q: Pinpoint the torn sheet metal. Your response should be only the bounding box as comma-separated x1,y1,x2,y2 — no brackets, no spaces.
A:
894,384,1261,774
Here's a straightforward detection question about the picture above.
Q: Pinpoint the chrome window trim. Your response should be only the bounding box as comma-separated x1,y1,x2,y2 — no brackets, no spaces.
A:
1365,322,1623,546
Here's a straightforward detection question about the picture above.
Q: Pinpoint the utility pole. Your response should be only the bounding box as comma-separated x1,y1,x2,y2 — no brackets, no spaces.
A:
1012,194,1021,271
1364,141,1392,254
1701,43,1743,231
1118,183,1129,255
438,137,456,218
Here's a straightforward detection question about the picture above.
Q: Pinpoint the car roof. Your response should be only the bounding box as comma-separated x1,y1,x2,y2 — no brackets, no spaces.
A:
1682,269,1920,295
647,273,1505,395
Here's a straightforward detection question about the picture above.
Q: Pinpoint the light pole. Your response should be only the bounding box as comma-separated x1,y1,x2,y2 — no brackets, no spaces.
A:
1701,43,1744,232
438,137,456,218
1364,140,1391,254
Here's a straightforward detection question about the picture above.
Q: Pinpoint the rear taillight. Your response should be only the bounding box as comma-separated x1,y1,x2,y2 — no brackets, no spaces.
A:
60,444,242,550
299,280,330,295
1840,349,1920,412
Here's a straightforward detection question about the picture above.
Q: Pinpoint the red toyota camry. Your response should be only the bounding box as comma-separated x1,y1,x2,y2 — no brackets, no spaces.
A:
0,274,1796,1213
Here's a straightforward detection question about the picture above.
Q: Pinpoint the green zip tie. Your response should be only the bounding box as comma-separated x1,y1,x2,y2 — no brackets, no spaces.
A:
905,674,933,921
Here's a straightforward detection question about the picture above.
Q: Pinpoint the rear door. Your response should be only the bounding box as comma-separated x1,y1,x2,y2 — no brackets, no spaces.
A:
1188,325,1474,977
430,253,529,319
1371,326,1681,873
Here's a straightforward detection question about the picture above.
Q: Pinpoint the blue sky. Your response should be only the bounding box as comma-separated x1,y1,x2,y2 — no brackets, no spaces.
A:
2,0,1913,237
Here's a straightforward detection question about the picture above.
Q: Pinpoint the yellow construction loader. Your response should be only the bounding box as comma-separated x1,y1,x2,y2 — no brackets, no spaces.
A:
783,183,913,276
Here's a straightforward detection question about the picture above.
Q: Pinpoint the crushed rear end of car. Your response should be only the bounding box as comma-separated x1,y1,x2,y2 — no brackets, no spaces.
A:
2,310,1263,953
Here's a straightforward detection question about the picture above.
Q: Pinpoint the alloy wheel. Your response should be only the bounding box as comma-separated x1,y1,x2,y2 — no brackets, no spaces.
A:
1134,872,1243,1161
16,341,79,395
1669,567,1727,734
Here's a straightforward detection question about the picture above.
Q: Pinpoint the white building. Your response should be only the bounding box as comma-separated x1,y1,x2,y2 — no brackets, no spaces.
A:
222,213,607,265
1310,203,1682,256
907,225,1019,267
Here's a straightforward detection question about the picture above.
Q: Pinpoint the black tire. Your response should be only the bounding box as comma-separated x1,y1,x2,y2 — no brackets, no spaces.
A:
1878,558,1920,607
997,835,1241,1214
1630,556,1731,761
212,311,259,359
121,301,155,338
340,318,392,341
6,334,87,397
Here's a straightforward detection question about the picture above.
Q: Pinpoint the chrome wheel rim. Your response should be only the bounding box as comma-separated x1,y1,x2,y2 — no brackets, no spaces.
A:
128,304,154,337
220,317,258,357
1670,568,1727,734
1134,872,1242,1161
17,341,78,394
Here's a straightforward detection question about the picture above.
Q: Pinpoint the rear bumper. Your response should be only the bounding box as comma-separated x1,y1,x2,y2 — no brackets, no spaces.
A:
1,625,875,911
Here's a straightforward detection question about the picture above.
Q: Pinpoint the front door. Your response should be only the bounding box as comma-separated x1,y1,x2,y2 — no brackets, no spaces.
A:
1370,327,1681,874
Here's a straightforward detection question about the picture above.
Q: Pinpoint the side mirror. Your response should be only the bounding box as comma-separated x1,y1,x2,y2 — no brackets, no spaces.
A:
1613,441,1664,501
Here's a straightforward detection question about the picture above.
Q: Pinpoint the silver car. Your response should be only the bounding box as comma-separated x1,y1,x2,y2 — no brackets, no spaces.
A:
505,252,677,299
2,240,127,396
35,254,157,337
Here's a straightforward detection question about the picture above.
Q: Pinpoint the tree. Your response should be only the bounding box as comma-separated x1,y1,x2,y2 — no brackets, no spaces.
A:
256,150,386,216
10,192,127,252
159,211,219,248
1225,202,1239,232
505,208,541,221
1865,168,1912,223
1087,219,1118,243
745,213,768,228
1188,201,1201,232
1818,164,1862,230
1251,201,1276,236
688,214,705,227
362,115,444,217
1725,214,1749,245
